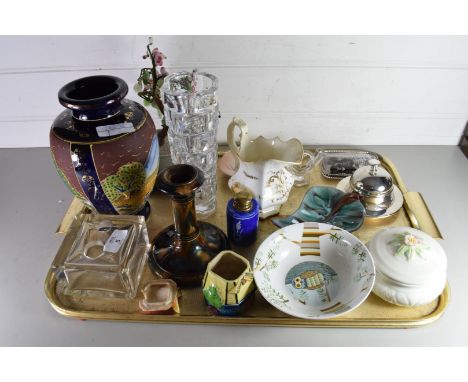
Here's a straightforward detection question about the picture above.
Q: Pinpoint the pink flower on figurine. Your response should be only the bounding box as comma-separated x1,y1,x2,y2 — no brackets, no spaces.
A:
152,48,167,66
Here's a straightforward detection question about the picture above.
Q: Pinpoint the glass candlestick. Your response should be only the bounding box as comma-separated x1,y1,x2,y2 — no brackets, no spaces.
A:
148,164,229,286
161,71,219,218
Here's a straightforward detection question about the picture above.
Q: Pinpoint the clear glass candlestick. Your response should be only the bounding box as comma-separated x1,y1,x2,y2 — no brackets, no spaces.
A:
161,71,219,218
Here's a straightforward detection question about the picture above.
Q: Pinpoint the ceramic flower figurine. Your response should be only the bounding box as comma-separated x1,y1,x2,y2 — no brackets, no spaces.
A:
134,37,169,144
226,117,304,219
388,231,429,261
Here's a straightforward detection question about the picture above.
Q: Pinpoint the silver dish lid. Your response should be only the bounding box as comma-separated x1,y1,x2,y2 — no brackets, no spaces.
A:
350,159,393,197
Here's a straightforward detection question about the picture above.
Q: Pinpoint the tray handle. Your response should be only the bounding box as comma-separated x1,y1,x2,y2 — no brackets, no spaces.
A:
403,191,443,239
377,153,442,239
56,197,87,234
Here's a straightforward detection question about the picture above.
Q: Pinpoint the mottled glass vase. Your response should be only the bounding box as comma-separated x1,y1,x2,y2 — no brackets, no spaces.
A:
161,71,219,218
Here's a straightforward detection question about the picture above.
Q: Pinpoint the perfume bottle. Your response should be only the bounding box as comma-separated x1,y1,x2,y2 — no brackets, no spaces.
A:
226,192,259,246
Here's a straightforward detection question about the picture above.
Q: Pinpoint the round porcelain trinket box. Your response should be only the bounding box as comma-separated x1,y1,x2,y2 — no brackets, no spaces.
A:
367,227,447,307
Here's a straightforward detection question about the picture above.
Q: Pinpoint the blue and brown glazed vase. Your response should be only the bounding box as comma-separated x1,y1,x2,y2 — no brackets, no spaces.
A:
50,75,159,217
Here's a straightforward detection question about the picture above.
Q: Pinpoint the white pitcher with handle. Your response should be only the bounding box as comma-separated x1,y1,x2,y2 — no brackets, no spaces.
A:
227,117,304,219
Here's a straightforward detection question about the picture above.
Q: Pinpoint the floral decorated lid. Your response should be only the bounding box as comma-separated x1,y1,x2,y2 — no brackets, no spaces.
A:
367,227,447,286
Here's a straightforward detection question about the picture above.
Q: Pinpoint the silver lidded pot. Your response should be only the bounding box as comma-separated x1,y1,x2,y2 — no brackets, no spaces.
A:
350,159,394,216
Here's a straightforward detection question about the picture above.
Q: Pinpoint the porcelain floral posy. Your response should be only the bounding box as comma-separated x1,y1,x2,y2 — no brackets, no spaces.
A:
227,117,303,219
387,231,429,261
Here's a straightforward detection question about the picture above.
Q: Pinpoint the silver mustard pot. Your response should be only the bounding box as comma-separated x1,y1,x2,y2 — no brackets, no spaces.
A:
350,159,394,216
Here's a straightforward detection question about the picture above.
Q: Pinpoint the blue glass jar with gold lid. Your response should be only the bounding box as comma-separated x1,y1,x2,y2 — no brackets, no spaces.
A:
226,192,259,246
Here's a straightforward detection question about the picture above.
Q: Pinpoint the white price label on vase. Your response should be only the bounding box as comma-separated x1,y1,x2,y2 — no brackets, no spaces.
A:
96,122,135,137
103,229,128,253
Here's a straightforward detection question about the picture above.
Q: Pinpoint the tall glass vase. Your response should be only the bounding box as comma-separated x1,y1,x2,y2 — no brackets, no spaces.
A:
161,71,219,218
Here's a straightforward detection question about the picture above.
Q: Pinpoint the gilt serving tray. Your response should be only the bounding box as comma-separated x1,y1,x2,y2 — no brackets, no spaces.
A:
45,148,449,328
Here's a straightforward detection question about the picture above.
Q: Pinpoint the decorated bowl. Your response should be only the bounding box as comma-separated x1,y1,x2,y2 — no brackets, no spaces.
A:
253,222,375,319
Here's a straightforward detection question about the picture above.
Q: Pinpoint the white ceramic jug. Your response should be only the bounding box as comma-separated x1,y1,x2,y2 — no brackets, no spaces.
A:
227,117,303,218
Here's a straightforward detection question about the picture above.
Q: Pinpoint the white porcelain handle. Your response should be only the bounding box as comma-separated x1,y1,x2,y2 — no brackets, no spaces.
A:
227,117,248,157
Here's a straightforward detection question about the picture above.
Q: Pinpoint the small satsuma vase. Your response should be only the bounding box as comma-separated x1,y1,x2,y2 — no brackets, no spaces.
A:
50,75,159,216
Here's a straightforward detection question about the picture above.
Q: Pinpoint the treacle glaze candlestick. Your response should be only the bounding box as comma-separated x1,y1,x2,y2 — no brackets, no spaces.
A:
148,164,229,286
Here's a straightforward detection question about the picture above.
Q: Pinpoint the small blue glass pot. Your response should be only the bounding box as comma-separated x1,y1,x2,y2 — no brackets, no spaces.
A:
226,198,259,246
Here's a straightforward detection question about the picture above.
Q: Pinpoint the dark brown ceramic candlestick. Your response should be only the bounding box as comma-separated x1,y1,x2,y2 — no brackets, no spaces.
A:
148,164,229,286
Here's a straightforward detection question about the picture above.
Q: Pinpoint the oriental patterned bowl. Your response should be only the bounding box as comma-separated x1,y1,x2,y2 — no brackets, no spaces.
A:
253,222,375,319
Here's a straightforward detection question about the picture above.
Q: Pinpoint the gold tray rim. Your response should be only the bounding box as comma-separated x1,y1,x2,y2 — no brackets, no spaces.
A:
44,148,450,328
44,273,450,328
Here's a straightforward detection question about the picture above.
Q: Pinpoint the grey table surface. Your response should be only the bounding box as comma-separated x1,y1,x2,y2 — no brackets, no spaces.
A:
1,146,467,346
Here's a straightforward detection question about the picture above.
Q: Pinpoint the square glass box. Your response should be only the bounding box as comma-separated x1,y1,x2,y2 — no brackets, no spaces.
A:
53,213,150,299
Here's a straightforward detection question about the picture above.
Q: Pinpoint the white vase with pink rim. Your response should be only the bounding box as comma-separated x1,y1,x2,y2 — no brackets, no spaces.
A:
226,117,304,219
